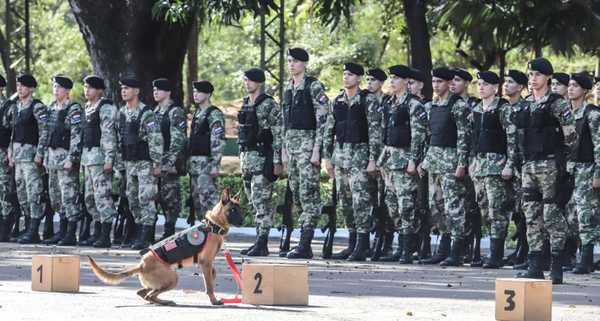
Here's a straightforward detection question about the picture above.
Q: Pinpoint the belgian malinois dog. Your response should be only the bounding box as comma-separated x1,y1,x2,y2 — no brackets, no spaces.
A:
87,188,244,305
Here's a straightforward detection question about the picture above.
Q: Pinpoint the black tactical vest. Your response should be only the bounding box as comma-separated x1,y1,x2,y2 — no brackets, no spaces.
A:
238,94,273,152
159,103,177,152
283,76,317,130
334,90,369,145
13,99,43,145
429,94,461,147
0,100,13,148
48,102,79,150
189,106,218,156
82,99,113,149
120,105,152,161
572,104,598,163
149,223,209,265
514,94,563,161
466,96,481,109
383,94,417,148
472,99,508,154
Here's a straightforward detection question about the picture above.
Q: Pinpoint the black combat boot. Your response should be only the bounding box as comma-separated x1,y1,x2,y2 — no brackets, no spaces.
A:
572,244,595,274
380,233,403,262
11,215,29,242
440,238,465,267
550,251,563,285
517,251,544,279
419,233,432,260
58,221,78,246
286,229,314,259
483,238,505,269
331,230,357,260
541,240,551,271
121,223,138,248
381,231,394,258
246,233,270,257
0,217,9,242
160,221,176,241
421,233,450,264
132,225,153,250
561,236,578,271
43,217,67,245
18,218,41,244
94,222,113,248
399,234,417,264
242,227,260,255
79,221,101,246
347,233,370,262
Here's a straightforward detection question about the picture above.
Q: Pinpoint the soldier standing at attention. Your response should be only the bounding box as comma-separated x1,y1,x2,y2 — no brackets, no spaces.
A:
119,77,163,250
282,47,330,259
551,72,569,98
0,75,16,242
238,68,283,257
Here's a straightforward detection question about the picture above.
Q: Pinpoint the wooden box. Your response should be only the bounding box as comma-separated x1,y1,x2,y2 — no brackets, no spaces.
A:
495,278,552,321
31,255,80,292
241,263,308,305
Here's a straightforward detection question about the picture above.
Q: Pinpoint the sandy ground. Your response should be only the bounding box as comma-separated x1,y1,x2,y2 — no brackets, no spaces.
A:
0,233,599,321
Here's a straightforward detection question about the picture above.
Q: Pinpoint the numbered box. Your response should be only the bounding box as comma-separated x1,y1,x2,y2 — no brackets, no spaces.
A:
241,263,308,305
31,255,80,293
495,278,552,321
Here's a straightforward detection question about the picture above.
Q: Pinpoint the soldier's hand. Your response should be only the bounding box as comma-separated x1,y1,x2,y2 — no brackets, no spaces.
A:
8,158,14,168
417,163,425,177
454,166,466,180
406,160,417,176
273,163,283,176
324,159,335,179
152,166,162,177
593,177,600,189
501,168,513,180
64,160,73,171
209,167,219,177
366,160,377,177
34,155,43,167
103,162,113,174
310,148,320,167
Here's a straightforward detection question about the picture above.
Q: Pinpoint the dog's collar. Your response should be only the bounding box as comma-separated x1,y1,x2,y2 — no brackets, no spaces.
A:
206,219,227,235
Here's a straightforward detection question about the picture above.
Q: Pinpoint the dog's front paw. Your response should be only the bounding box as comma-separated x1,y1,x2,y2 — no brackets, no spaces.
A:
210,298,224,306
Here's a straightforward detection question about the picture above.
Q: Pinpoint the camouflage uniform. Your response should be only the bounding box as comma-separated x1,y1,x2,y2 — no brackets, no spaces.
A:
239,94,282,236
0,96,16,220
44,99,83,222
119,102,163,225
155,99,186,225
282,75,329,230
81,98,119,224
187,105,225,220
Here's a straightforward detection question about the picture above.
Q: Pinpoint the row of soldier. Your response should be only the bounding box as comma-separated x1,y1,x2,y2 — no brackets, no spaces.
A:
0,48,598,286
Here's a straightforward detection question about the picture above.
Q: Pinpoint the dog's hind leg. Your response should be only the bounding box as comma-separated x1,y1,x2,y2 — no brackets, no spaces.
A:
145,288,176,306
136,288,151,302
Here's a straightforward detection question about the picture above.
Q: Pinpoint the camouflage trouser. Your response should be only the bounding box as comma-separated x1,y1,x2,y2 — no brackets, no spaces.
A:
428,172,466,240
335,166,372,233
190,172,219,220
15,161,44,219
158,174,182,224
383,169,418,235
0,149,16,218
125,161,158,226
521,162,567,252
48,168,81,222
565,199,579,238
572,163,600,246
84,165,117,224
415,173,430,236
288,151,321,230
472,175,511,239
243,173,274,236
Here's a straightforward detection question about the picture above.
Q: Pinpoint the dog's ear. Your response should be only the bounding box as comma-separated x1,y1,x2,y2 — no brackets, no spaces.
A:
232,191,241,203
220,188,231,204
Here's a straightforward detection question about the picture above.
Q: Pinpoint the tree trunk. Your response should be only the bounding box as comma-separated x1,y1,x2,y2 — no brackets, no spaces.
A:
497,50,507,96
68,0,194,104
403,0,433,98
186,17,199,109
1,0,16,93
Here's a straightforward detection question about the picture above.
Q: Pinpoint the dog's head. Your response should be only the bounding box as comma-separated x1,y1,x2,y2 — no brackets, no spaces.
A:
220,188,244,227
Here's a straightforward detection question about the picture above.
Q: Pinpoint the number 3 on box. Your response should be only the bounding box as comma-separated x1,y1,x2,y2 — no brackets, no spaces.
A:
504,289,516,311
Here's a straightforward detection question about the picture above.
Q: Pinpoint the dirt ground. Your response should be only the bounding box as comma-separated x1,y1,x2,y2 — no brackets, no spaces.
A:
0,233,599,321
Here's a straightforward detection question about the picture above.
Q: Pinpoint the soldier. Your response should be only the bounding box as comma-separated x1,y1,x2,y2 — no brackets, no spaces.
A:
377,65,427,263
322,62,381,261
417,67,470,266
119,77,163,250
42,75,83,245
79,76,120,247
187,81,225,225
513,58,576,284
281,48,329,259
7,74,48,244
567,72,600,274
238,68,283,257
408,68,429,103
153,78,186,240
468,71,517,269
0,75,17,242
451,68,480,108
551,72,569,98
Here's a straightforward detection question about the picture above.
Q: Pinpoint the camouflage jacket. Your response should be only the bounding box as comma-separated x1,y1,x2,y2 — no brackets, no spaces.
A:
567,101,600,178
119,101,163,167
44,99,83,169
9,97,49,163
377,92,428,171
155,99,187,171
0,95,15,153
323,89,382,169
81,98,119,167
187,104,225,176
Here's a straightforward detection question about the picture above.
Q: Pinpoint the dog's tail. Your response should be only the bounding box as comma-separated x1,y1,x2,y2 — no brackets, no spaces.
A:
87,256,142,285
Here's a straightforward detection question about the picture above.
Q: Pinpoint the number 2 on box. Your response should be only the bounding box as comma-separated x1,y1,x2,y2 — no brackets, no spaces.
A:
504,289,516,311
253,272,263,294
36,265,43,283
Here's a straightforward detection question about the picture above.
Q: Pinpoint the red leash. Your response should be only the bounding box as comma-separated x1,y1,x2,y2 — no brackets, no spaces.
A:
221,249,243,304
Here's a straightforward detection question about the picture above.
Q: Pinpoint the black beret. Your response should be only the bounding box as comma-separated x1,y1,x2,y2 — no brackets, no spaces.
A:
431,67,454,81
84,75,106,90
477,71,500,85
388,65,412,79
152,78,172,91
287,47,309,62
0,75,6,87
570,72,593,90
528,57,554,76
244,68,266,83
192,80,214,94
408,67,426,82
453,68,473,81
366,68,387,81
119,77,141,88
52,75,73,89
507,69,528,86
17,74,37,88
552,72,569,86
344,62,364,76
